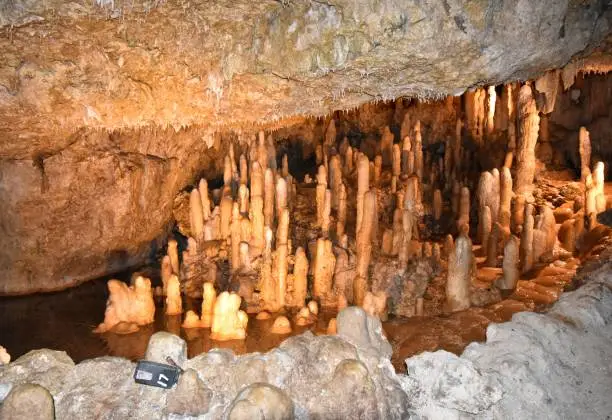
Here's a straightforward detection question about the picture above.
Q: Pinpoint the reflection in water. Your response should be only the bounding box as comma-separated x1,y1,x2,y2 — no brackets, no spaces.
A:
0,277,333,364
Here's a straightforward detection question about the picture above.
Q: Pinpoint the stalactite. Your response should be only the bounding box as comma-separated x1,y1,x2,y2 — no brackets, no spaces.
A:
515,84,540,198
321,189,332,235
486,85,496,135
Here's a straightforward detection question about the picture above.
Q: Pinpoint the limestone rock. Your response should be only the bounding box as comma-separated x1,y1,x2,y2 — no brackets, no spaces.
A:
226,383,294,420
404,350,502,415
165,369,213,416
0,383,55,420
0,350,74,401
336,307,392,359
144,332,187,367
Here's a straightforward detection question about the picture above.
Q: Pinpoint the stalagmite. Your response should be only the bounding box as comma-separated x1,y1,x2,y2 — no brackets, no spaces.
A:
239,242,251,271
344,146,354,176
165,274,182,315
275,177,288,221
443,234,454,261
579,127,591,182
381,126,394,166
327,318,337,335
275,208,290,308
559,219,576,253
161,255,172,295
316,165,328,227
199,179,211,222
94,277,155,333
416,297,424,316
201,282,216,328
230,203,242,272
325,119,336,150
210,292,248,341
433,189,442,221
515,85,540,198
363,291,387,321
292,247,308,308
240,154,249,185
260,228,276,311
182,310,201,329
223,155,232,189
480,205,492,254
399,210,414,267
446,229,473,312
497,235,520,290
392,144,401,178
307,300,319,315
355,191,376,305
485,222,502,267
356,155,370,232
593,161,606,212
511,195,526,235
373,155,383,185
250,195,265,251
270,316,292,334
264,169,275,227
257,131,268,171
238,184,249,214
329,155,342,208
337,184,347,238
521,204,535,273
313,238,336,304
281,154,289,178
168,240,180,276
457,186,470,230
250,162,264,198
390,209,404,256
401,135,412,175
321,189,332,235
295,307,315,326
220,196,233,240
499,167,513,227
413,121,424,182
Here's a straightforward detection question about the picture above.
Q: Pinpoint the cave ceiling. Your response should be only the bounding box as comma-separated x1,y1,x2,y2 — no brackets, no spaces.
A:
0,0,611,159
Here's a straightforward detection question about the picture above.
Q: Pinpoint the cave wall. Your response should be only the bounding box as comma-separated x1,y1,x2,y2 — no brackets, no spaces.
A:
0,127,223,294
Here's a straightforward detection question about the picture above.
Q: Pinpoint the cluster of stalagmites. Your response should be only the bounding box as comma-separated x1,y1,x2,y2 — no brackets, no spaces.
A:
96,80,609,339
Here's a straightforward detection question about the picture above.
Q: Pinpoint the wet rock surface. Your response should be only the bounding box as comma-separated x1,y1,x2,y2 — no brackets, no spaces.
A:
1,268,611,418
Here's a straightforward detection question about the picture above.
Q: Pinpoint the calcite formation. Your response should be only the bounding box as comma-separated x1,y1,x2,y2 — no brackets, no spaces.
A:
94,277,155,333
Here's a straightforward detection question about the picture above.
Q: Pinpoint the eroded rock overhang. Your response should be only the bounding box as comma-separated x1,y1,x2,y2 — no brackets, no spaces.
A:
0,0,611,158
